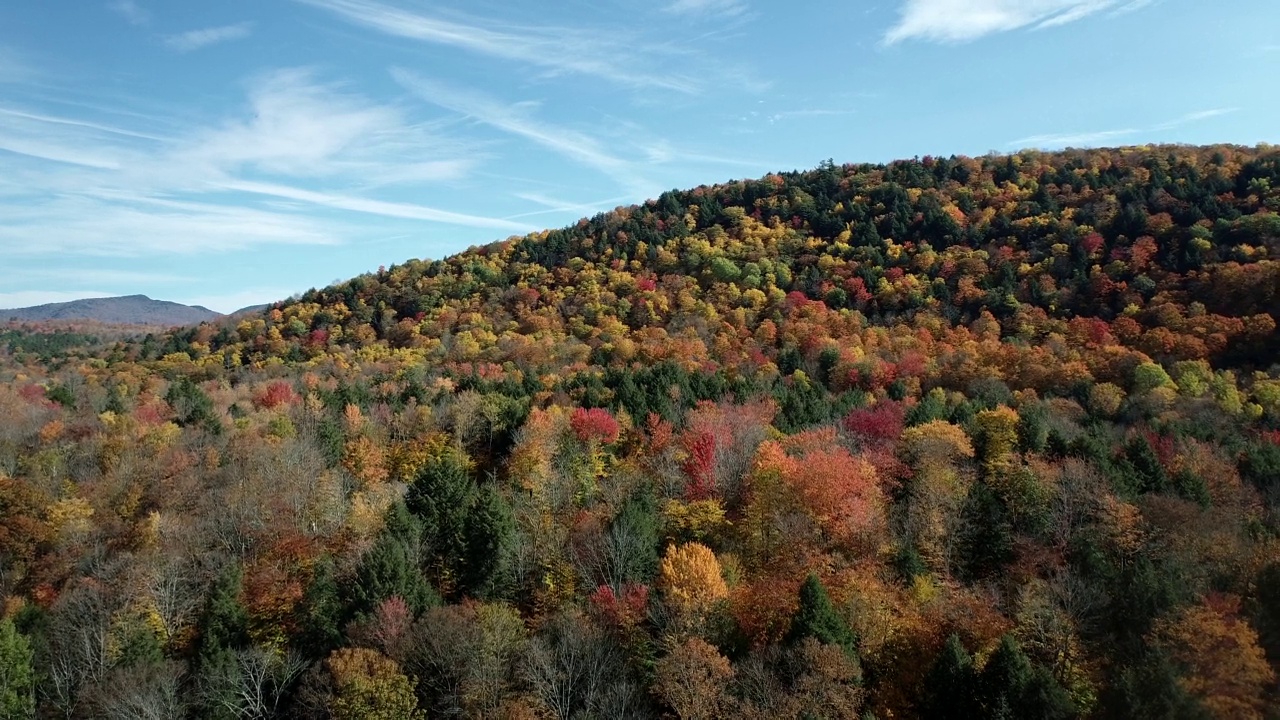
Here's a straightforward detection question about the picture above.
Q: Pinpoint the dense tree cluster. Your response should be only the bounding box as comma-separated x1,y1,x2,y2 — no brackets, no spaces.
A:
1,144,1279,718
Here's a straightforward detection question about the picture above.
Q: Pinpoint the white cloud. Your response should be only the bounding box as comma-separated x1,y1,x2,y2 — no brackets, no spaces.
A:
108,0,149,26
0,135,123,169
0,108,165,141
164,22,254,52
664,0,747,17
1152,107,1237,130
884,0,1154,44
393,69,657,197
0,68,514,265
299,0,700,92
161,68,479,192
1009,107,1239,149
1009,128,1137,148
0,194,341,257
507,192,630,220
768,109,858,124
220,179,532,232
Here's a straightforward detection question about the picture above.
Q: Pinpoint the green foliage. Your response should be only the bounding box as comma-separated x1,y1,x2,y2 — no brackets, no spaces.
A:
893,543,927,584
44,383,74,409
921,634,978,720
787,573,858,658
978,635,1075,720
1239,440,1280,496
196,564,251,720
4,146,1280,718
461,485,514,599
1103,647,1211,720
1109,434,1170,497
165,375,221,434
612,484,661,586
349,502,441,616
954,482,1014,581
1017,401,1050,454
198,564,249,665
0,618,35,720
298,557,345,658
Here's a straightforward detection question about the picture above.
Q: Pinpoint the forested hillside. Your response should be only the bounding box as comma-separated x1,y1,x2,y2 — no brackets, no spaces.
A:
1,295,221,326
2,144,1279,719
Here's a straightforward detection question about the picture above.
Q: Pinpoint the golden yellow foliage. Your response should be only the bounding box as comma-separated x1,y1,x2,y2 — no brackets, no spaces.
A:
659,542,728,617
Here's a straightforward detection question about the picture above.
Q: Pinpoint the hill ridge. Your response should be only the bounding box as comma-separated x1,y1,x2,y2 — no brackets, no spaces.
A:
1,294,222,326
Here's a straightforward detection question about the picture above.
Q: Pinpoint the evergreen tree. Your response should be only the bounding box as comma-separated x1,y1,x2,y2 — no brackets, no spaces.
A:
196,564,250,720
787,573,858,657
198,564,249,666
611,485,661,585
349,505,440,616
1119,435,1169,495
1104,648,1211,720
298,557,345,658
460,484,514,599
406,451,476,582
954,483,1015,581
978,635,1074,720
921,634,978,720
0,618,35,720
165,375,221,434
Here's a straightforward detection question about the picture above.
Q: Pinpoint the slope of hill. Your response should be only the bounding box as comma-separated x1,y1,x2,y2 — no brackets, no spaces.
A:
1,144,1279,719
0,294,221,326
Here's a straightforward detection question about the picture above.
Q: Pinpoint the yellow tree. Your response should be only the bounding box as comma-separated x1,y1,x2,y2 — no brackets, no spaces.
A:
899,421,974,570
658,542,728,621
325,648,424,720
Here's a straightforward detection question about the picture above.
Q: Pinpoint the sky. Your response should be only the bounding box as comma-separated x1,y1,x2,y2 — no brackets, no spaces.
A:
1,0,1277,313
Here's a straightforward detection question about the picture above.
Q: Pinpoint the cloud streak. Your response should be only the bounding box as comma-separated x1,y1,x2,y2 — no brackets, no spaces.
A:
664,0,747,17
299,0,700,92
1152,107,1237,130
884,0,1156,44
0,68,523,265
393,69,657,197
1009,107,1238,149
164,22,254,52
220,179,532,232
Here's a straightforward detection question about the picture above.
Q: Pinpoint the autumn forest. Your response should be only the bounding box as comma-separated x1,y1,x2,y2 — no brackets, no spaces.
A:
2,144,1279,719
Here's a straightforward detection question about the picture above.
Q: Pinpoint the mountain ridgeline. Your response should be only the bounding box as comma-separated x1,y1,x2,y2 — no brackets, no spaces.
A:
2,144,1280,719
1,294,221,326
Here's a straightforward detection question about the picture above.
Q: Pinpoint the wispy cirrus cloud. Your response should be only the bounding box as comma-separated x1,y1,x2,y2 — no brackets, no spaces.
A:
164,22,254,52
884,0,1156,44
0,67,516,263
168,68,480,192
1152,107,1237,130
219,179,531,232
507,192,631,221
663,0,748,17
1009,107,1238,149
393,69,657,197
1008,128,1138,148
108,0,149,26
299,0,700,92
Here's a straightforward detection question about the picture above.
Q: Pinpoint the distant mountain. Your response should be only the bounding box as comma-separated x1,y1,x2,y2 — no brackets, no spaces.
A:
0,295,222,326
230,303,271,318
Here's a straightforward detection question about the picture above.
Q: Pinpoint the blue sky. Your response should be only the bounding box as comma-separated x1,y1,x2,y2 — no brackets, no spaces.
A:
1,0,1276,313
